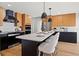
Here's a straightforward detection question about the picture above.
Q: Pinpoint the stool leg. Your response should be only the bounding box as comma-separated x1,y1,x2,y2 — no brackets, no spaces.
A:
0,52,2,56
0,53,1,56
43,53,44,56
54,46,58,55
51,54,52,56
38,51,41,56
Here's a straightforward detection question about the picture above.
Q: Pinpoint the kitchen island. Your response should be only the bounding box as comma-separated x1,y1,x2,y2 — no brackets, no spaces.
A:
16,30,56,56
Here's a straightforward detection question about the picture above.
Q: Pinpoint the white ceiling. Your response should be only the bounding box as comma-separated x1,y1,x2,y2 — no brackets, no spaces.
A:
0,2,79,17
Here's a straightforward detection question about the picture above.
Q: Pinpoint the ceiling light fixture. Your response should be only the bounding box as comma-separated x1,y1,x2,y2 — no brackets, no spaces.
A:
48,8,52,22
8,4,11,7
41,1,47,19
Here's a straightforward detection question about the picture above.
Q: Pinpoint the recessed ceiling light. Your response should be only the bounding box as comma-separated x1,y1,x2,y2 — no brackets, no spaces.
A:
8,4,11,7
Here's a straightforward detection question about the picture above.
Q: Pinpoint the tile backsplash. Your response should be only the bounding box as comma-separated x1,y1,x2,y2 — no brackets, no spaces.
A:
0,22,15,32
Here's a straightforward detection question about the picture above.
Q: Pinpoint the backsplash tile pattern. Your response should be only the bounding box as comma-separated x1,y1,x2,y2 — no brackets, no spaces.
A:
0,22,15,32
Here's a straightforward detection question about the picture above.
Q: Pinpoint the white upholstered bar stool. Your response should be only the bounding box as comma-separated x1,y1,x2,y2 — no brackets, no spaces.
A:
38,32,60,56
0,53,1,56
46,32,60,44
0,52,2,56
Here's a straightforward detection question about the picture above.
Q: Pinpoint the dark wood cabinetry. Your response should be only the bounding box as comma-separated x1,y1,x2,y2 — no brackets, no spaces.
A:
59,32,77,43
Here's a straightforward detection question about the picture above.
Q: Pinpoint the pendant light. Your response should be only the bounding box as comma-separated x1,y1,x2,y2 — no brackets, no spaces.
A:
47,8,52,31
41,2,47,19
48,8,52,22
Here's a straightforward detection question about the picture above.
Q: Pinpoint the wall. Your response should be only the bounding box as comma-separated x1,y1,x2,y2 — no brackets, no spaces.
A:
76,13,79,43
66,27,76,32
31,17,42,33
0,22,15,32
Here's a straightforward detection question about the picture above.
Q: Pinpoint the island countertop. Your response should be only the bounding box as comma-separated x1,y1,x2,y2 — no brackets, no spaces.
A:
16,30,55,42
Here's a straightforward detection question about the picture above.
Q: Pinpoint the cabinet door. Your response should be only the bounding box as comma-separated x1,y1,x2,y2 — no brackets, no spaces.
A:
59,32,77,43
52,16,58,28
69,14,76,26
15,12,22,27
25,15,32,25
0,37,8,50
0,7,5,26
57,15,63,26
22,14,26,31
62,13,76,26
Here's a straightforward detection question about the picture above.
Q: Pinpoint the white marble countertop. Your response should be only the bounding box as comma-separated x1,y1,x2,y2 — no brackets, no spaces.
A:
16,30,55,42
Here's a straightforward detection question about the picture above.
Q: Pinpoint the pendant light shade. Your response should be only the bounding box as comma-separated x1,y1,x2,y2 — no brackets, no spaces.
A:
48,18,52,22
41,12,47,18
41,2,47,19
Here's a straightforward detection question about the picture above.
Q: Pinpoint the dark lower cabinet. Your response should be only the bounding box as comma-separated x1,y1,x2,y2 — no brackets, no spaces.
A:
7,36,21,46
0,32,24,51
0,36,8,51
25,31,31,34
0,36,20,51
59,32,77,43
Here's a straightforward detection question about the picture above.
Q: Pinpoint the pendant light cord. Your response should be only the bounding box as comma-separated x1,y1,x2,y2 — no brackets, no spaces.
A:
49,8,51,16
41,0,47,19
44,0,45,12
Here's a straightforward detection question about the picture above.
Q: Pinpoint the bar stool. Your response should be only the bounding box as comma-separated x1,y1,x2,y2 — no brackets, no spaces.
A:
46,32,59,43
0,52,2,56
38,32,60,56
0,54,1,56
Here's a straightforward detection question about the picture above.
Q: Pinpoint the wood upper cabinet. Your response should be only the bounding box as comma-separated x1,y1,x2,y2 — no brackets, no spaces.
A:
0,7,5,26
25,15,32,25
52,16,58,27
15,12,22,27
62,13,76,26
22,14,25,31
51,13,76,28
57,15,62,26
15,12,32,31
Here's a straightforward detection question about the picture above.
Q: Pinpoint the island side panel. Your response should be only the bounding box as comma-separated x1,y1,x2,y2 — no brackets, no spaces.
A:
22,40,40,56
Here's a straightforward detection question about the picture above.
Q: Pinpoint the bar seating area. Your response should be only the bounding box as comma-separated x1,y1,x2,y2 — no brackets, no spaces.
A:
38,32,60,56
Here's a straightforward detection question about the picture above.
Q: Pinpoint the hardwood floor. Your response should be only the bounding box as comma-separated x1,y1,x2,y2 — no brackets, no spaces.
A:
0,42,79,56
56,42,79,56
0,44,22,56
